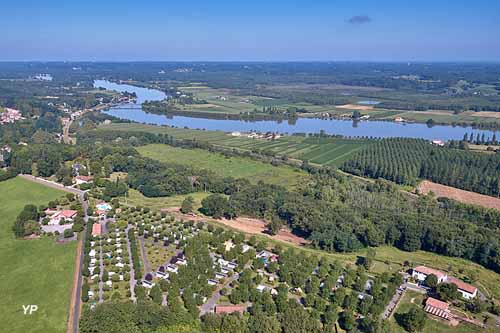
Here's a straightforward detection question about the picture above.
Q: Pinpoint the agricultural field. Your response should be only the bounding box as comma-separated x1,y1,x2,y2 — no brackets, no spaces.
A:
174,84,500,128
0,177,76,333
380,109,500,127
418,180,500,210
136,144,310,187
98,123,369,167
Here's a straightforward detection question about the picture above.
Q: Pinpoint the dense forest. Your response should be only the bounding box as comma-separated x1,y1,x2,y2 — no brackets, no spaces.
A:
341,138,500,196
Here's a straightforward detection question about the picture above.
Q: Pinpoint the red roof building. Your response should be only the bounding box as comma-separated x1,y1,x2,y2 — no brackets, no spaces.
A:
214,305,246,314
74,175,93,183
92,223,102,236
424,297,450,320
45,209,78,225
60,210,78,219
446,277,478,299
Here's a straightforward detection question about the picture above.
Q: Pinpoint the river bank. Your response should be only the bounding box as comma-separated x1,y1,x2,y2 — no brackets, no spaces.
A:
94,80,498,141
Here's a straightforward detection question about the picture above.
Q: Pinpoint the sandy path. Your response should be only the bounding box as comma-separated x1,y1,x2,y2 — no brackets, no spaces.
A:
164,208,310,246
336,104,374,111
417,180,500,210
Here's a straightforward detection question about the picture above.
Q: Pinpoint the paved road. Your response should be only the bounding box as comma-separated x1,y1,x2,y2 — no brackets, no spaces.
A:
138,236,151,275
62,118,74,144
125,227,136,302
199,272,240,316
19,174,85,196
98,239,104,303
382,283,426,320
199,263,252,316
70,194,88,333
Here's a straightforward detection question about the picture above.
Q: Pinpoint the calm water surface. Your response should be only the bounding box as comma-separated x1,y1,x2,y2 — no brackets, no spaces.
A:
95,80,497,141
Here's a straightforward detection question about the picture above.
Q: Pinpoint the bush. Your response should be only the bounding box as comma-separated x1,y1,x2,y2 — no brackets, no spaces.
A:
64,229,74,238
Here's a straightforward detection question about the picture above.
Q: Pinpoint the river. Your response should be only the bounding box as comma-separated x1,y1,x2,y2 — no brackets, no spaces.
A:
94,80,497,141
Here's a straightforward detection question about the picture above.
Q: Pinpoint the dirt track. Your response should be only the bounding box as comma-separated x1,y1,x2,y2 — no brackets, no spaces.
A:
165,208,310,246
336,104,374,111
417,180,500,210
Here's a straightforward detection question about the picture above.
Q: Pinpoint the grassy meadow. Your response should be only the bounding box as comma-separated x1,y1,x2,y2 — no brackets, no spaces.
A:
137,143,310,187
121,189,210,211
0,177,76,333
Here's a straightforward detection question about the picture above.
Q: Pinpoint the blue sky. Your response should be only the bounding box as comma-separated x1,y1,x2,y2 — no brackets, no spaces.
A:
1,0,499,61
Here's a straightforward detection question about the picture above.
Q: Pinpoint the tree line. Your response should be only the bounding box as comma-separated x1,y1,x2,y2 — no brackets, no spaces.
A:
341,138,500,196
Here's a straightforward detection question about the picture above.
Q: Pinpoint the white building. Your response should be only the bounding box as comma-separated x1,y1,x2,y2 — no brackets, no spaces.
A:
412,266,448,283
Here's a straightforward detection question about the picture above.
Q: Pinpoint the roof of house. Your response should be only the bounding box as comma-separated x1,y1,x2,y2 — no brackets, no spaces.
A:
75,175,93,181
92,223,102,235
424,297,450,320
214,305,246,314
44,208,58,216
60,210,78,218
425,297,449,311
413,266,447,279
446,277,477,294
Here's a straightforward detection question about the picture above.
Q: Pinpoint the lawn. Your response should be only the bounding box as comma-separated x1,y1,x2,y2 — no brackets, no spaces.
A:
120,189,210,211
0,177,77,333
137,144,310,188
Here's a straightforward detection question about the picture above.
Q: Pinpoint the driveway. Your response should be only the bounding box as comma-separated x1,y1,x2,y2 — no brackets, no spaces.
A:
199,272,240,316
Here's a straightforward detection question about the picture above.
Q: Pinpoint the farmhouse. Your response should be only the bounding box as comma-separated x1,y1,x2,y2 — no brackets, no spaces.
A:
446,277,478,299
214,305,246,314
412,266,478,299
424,297,450,320
45,209,78,225
412,266,448,283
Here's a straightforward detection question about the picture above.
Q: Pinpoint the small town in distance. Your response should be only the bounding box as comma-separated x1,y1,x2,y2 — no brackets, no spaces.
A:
1,1,500,333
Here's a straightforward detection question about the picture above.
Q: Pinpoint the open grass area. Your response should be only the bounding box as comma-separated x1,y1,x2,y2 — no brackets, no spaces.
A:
121,189,210,211
97,123,369,167
0,177,77,333
137,143,310,187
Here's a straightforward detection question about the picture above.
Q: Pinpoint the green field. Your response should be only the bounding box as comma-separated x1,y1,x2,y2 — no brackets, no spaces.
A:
137,143,310,187
121,189,210,211
0,177,77,333
98,123,369,167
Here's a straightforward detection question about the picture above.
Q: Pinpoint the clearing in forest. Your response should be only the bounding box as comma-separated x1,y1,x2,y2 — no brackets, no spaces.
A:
418,180,500,210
